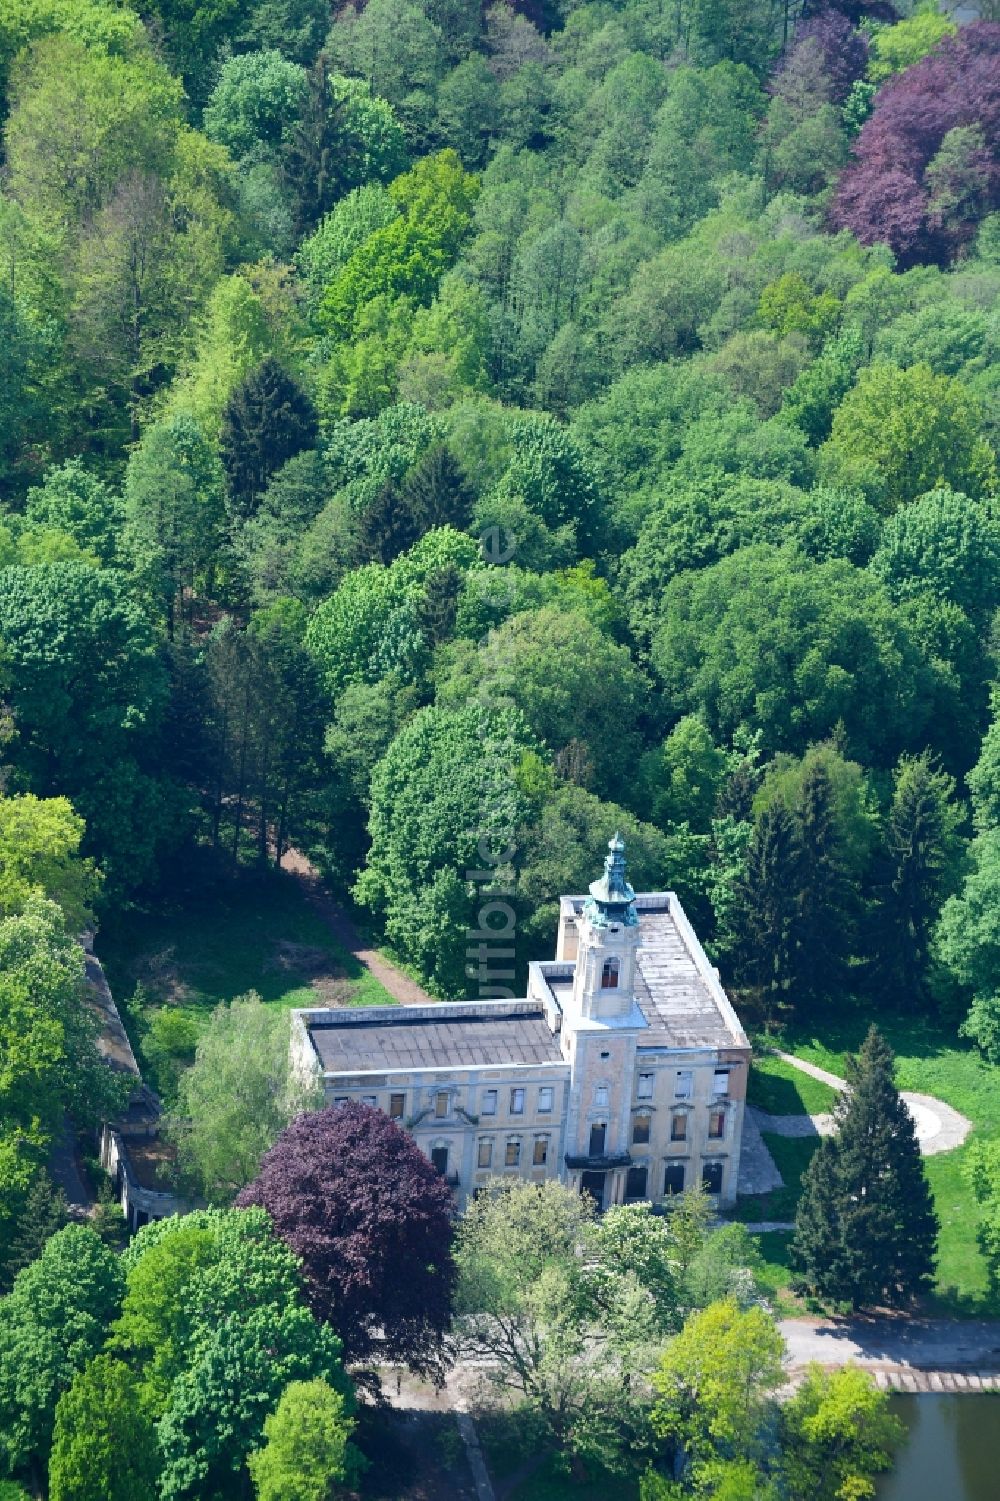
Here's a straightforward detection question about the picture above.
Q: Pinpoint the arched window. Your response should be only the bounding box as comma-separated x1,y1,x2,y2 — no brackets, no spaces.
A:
601,957,620,989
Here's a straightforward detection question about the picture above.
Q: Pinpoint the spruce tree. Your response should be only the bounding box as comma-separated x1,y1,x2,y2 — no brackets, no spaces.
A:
876,752,961,1006
356,473,421,564
789,1138,851,1305
791,1026,937,1309
732,801,800,1023
793,763,852,1011
1,1172,68,1290
220,357,318,522
400,444,472,535
358,444,473,563
416,562,464,644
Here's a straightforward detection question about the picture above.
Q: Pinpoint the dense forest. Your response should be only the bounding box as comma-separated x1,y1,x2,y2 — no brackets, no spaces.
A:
1,0,998,1024
1,0,999,1495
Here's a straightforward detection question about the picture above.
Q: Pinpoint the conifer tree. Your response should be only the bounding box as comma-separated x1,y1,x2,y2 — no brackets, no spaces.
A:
788,1137,850,1304
0,1172,68,1291
358,444,472,562
793,763,852,1011
874,753,961,1006
732,801,800,1022
791,1026,937,1309
220,358,318,522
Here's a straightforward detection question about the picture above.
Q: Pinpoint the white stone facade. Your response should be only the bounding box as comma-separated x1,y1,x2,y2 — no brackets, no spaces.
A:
292,842,750,1210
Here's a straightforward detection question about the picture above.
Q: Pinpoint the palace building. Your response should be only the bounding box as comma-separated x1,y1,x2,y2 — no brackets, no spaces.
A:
290,836,750,1210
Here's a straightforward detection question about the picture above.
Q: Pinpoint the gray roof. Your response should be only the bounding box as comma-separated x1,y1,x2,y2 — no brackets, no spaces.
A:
86,949,141,1077
633,907,741,1050
310,1005,565,1073
551,895,748,1053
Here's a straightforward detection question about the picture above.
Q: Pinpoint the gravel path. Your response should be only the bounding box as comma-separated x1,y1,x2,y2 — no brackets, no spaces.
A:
281,847,436,1007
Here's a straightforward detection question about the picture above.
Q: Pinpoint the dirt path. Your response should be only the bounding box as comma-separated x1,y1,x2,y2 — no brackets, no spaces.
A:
281,847,437,1007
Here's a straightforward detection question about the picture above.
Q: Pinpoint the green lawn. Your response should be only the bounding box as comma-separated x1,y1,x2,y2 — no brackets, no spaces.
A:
746,1052,839,1115
509,1466,640,1501
734,1134,820,1225
97,869,395,1095
753,1230,796,1310
767,1012,1000,1315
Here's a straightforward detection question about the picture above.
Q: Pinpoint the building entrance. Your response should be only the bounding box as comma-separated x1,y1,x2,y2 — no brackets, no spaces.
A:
580,1170,606,1210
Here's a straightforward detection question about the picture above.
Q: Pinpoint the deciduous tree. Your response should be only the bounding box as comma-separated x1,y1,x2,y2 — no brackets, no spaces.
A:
248,1378,356,1501
0,1226,124,1487
238,1103,456,1379
167,993,321,1204
48,1356,159,1501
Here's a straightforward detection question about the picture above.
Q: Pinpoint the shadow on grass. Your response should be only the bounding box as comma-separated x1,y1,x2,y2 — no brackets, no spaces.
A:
477,1406,641,1501
98,865,383,1012
734,1134,820,1224
355,1405,476,1501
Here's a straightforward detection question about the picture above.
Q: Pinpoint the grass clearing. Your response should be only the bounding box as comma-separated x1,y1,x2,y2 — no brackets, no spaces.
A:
753,1230,798,1310
734,1134,820,1224
509,1466,640,1500
747,1053,839,1115
770,1010,1000,1315
97,868,395,1096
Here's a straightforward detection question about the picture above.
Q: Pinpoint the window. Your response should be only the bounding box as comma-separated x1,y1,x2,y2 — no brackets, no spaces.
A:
625,1165,648,1201
676,1071,693,1099
589,1122,607,1156
362,1095,377,1108
709,1108,726,1140
334,1096,349,1106
389,1093,405,1119
632,1115,651,1146
595,1085,609,1108
533,1138,548,1167
663,1163,686,1196
637,1073,654,1100
482,1089,497,1116
702,1161,724,1194
538,1086,554,1113
477,1139,493,1169
671,1112,687,1142
601,957,620,989
431,1147,449,1176
505,1139,521,1167
435,1091,449,1118
713,1070,730,1097
510,1087,525,1116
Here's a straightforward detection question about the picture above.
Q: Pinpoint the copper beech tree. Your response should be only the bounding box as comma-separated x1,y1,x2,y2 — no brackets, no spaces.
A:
238,1102,456,1381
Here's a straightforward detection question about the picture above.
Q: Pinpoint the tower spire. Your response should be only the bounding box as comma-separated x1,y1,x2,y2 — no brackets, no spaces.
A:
584,833,638,928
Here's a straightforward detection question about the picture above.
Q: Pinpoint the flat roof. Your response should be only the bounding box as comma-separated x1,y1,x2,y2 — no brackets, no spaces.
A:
309,1004,565,1073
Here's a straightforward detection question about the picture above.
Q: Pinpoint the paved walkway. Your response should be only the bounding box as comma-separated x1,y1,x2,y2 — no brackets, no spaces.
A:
48,1115,94,1219
737,1105,786,1196
780,1316,1000,1385
281,848,436,1007
753,1051,972,1157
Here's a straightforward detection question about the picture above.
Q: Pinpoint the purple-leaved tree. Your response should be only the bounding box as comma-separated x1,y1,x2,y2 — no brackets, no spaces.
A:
237,1103,456,1382
772,12,869,107
833,22,1000,265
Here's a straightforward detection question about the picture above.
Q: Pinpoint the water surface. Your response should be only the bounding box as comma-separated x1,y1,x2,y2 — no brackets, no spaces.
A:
877,1395,1000,1500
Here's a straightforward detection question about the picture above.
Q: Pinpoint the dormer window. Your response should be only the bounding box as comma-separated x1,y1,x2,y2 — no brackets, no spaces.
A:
601,957,620,989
